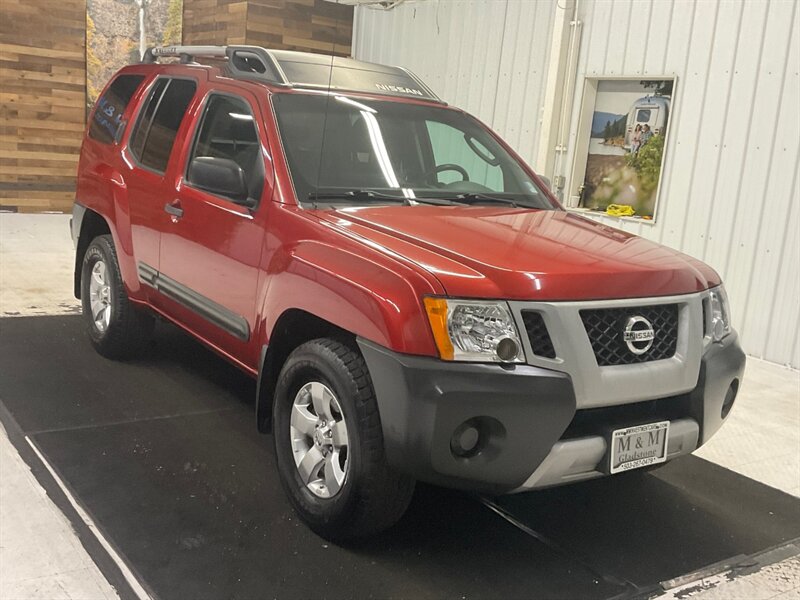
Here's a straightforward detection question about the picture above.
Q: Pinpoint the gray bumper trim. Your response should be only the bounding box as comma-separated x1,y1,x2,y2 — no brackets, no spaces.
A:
513,418,700,491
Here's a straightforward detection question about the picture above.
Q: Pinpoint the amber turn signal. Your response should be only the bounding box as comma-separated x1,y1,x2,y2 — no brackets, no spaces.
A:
424,297,454,360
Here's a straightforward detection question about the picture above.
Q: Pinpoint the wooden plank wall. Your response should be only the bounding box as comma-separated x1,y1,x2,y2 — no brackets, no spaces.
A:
0,0,350,213
0,0,87,213
183,0,353,56
246,0,353,55
182,0,249,45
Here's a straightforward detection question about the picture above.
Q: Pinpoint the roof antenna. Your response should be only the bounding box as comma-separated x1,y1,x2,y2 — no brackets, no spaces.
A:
311,8,341,208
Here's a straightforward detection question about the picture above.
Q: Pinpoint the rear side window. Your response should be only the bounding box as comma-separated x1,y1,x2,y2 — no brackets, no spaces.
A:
129,78,197,173
89,74,145,144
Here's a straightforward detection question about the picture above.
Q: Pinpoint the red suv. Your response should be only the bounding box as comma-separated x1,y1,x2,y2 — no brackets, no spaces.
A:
72,45,745,539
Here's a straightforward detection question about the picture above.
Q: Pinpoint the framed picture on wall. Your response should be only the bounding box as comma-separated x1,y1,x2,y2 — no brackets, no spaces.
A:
568,77,676,222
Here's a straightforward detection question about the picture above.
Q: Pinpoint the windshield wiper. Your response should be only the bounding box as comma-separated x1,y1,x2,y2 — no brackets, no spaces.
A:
308,190,412,206
452,193,519,207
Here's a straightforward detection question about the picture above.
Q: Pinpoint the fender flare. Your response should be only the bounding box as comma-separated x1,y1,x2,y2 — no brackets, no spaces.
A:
252,241,443,432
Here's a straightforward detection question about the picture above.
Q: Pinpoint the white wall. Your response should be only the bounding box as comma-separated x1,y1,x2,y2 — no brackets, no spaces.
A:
353,0,800,369
353,0,557,168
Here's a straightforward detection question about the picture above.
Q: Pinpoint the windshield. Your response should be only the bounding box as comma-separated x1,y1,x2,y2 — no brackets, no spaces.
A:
272,93,554,209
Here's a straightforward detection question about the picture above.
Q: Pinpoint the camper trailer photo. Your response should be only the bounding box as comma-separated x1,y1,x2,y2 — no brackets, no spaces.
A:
624,95,671,150
580,78,674,218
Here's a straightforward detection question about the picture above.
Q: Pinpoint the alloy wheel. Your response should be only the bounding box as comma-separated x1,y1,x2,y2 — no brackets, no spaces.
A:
88,259,112,333
290,381,350,498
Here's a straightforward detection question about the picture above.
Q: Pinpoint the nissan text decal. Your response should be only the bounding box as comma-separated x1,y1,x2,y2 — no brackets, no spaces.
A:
375,83,424,96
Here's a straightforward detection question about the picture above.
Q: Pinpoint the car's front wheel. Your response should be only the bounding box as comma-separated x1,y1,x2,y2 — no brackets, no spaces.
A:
273,338,415,540
80,234,154,359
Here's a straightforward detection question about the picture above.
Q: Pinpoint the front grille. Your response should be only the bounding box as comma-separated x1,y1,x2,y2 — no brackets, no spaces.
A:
521,310,557,358
580,304,679,366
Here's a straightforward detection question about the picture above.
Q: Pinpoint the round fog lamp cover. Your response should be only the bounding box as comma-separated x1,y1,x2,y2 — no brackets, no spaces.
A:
451,424,480,457
495,337,520,362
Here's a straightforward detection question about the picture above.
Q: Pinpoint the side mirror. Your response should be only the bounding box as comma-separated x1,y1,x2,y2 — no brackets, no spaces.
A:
188,156,252,206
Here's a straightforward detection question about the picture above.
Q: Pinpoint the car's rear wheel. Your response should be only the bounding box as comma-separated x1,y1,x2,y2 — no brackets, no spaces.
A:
81,234,154,359
273,338,415,540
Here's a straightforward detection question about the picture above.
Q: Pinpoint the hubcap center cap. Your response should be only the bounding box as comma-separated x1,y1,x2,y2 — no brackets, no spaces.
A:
314,423,331,448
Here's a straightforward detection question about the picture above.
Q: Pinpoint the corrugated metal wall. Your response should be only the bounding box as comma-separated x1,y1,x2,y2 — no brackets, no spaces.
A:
353,0,557,167
353,0,800,369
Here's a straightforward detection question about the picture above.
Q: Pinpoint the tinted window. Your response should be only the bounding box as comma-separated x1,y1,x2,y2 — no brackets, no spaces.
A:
130,78,197,173
130,78,168,158
187,95,264,202
636,109,652,123
89,74,145,144
272,93,550,209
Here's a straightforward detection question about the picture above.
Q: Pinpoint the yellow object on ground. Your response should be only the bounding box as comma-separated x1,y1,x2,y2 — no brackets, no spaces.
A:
606,204,635,217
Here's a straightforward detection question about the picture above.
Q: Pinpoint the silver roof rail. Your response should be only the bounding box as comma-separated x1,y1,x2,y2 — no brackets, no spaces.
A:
142,45,289,86
142,45,226,63
141,45,443,103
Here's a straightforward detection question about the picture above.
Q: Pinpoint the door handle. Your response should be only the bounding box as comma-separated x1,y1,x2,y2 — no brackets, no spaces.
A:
164,202,184,219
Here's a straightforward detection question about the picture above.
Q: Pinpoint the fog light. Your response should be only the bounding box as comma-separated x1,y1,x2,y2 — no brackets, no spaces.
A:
495,336,520,362
451,422,481,457
721,380,738,419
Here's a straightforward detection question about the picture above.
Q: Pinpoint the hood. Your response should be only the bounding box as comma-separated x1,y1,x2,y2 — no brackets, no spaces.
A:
316,206,720,301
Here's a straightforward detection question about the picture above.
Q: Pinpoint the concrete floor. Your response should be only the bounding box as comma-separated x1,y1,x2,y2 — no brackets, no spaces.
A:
0,422,118,600
1,213,798,599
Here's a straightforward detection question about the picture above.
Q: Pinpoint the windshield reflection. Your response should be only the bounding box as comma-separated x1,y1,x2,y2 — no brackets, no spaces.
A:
272,93,552,210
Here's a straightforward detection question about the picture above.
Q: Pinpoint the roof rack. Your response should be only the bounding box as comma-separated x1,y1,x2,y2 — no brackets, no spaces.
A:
143,45,289,86
141,45,443,104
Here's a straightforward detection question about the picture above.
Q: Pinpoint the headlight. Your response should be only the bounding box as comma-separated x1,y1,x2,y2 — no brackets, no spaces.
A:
708,286,732,342
424,297,524,362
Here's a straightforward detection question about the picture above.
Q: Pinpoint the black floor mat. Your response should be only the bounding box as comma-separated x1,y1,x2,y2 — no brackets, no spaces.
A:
1,316,798,600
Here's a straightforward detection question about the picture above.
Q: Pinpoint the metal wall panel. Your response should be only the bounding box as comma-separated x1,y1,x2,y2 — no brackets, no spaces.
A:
353,0,556,164
353,0,799,369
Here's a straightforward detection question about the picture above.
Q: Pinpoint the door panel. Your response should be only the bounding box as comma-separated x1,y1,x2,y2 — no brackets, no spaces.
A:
158,91,270,363
126,77,198,289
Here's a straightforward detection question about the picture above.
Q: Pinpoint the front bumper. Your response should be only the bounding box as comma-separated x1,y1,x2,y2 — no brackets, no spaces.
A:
358,333,745,494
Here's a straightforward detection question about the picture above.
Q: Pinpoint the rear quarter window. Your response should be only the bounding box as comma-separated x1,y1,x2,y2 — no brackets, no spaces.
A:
89,74,145,144
129,78,197,173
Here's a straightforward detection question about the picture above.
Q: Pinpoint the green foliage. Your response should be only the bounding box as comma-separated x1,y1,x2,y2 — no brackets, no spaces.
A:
640,80,673,96
602,116,627,140
626,134,664,199
162,0,182,46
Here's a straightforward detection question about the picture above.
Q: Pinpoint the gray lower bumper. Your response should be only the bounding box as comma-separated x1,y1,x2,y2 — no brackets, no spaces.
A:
358,332,745,495
358,339,576,494
514,418,699,491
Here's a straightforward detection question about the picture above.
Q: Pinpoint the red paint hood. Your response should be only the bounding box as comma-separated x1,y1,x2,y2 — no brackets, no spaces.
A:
317,206,720,301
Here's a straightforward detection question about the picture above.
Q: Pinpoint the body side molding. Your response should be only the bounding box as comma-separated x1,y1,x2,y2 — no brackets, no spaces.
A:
137,261,250,341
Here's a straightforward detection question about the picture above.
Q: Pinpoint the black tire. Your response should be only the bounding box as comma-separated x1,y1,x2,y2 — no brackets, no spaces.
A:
80,234,154,360
273,338,415,540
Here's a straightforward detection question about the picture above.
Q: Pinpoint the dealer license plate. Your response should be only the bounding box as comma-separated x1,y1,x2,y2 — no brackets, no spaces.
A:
610,421,670,474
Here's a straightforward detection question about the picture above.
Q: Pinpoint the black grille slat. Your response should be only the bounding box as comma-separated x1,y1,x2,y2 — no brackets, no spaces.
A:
521,311,557,359
580,304,679,366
